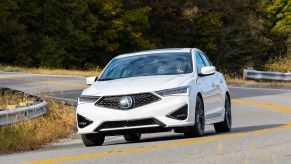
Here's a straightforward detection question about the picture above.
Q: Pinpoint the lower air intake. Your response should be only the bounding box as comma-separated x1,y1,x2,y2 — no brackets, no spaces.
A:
77,114,93,128
95,119,158,131
166,104,188,120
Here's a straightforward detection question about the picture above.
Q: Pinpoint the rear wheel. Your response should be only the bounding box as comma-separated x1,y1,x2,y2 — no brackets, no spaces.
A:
123,134,141,142
81,133,105,147
214,95,232,133
184,96,205,137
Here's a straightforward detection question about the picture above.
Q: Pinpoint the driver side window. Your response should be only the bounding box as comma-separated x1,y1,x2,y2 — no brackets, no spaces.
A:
195,52,205,74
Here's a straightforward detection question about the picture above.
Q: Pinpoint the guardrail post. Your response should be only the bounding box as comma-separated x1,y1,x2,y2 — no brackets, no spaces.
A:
243,69,247,80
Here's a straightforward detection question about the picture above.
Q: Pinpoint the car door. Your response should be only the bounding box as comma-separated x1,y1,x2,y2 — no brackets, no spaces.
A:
199,52,224,120
195,52,217,121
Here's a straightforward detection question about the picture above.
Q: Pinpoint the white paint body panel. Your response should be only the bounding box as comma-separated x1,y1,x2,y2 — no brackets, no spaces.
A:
76,48,229,134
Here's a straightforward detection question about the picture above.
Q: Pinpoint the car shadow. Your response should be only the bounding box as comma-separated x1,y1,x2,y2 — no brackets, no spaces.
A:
28,124,285,153
104,124,285,146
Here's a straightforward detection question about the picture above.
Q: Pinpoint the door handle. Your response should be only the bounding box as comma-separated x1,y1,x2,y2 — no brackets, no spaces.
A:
212,83,216,88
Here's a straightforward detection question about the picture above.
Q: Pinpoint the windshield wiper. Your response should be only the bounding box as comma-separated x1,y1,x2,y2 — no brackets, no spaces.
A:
98,78,113,81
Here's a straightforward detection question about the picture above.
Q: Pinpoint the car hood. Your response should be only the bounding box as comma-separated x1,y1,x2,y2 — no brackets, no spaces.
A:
82,74,193,96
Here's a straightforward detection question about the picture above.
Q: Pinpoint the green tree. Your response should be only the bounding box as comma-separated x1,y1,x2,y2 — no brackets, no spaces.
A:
87,0,154,66
123,0,289,73
0,0,29,65
259,0,290,32
123,0,222,60
0,0,289,73
259,0,290,60
13,0,153,68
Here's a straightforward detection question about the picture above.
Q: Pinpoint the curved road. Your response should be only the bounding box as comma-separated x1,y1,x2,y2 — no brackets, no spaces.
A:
0,71,291,164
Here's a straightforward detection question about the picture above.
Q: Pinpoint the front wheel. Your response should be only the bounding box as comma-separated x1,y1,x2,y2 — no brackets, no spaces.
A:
184,96,205,137
81,133,105,147
123,134,141,142
214,95,232,133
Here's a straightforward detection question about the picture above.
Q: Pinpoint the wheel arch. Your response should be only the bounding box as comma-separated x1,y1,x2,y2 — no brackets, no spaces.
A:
197,92,203,103
196,92,206,120
225,91,231,107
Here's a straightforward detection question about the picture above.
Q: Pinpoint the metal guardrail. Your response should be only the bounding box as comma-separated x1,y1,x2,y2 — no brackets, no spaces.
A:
47,96,77,107
243,69,291,81
0,88,47,126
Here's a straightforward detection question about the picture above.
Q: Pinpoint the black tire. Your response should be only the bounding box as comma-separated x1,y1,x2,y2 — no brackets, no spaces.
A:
184,96,205,137
123,134,141,142
214,95,232,133
81,133,105,147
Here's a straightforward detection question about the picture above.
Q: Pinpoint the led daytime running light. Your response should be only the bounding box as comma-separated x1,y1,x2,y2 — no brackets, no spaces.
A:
155,87,188,96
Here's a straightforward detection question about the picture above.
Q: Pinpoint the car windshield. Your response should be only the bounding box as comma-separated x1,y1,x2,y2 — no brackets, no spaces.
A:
99,52,193,81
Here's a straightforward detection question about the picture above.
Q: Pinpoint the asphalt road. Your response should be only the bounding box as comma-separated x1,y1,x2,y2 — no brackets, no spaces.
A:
0,71,291,164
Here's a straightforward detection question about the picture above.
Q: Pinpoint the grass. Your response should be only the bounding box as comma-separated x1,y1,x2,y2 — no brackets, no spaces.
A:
0,65,102,77
0,95,75,154
264,56,291,72
0,88,37,110
226,77,291,88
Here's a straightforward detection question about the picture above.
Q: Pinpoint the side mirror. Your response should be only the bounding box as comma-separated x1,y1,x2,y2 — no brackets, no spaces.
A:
200,66,216,76
86,76,98,85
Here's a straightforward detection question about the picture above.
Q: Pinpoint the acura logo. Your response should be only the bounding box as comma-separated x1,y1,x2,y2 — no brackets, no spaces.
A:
119,96,133,109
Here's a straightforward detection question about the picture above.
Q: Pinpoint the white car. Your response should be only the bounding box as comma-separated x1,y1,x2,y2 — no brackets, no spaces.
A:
77,48,231,147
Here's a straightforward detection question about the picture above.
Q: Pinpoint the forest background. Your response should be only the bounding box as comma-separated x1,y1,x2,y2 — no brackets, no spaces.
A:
0,0,290,74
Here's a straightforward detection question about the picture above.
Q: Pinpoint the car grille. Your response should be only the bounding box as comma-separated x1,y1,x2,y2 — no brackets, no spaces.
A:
95,93,160,110
95,119,158,131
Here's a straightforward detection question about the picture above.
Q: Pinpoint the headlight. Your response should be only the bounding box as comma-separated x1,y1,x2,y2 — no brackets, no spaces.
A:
78,95,100,103
155,86,189,96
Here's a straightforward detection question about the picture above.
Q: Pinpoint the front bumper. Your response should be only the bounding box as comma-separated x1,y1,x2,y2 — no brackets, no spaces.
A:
76,95,195,135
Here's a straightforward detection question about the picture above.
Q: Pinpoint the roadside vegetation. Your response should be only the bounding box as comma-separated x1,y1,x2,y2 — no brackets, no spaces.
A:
0,96,75,153
225,56,291,88
226,78,291,88
0,65,102,77
0,88,37,110
264,56,291,73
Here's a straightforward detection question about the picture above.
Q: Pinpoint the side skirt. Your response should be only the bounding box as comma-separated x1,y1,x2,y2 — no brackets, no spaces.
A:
205,117,224,125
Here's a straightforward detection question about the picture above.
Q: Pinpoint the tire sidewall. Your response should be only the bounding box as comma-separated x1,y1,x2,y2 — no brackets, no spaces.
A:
195,96,205,136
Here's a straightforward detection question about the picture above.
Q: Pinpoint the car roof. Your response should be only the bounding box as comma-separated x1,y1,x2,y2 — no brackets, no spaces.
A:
115,48,198,59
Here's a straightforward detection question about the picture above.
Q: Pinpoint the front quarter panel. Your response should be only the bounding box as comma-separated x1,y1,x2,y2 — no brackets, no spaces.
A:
178,75,199,124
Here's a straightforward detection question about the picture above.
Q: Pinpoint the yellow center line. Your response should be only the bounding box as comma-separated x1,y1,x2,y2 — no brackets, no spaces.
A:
232,99,291,114
0,75,87,88
20,100,291,164
19,122,291,164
